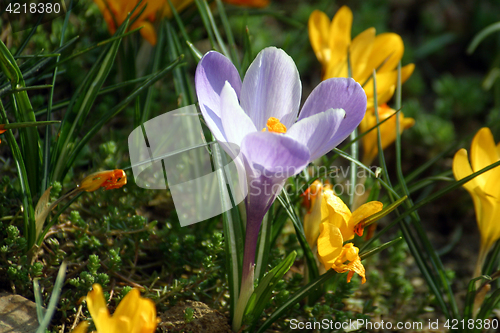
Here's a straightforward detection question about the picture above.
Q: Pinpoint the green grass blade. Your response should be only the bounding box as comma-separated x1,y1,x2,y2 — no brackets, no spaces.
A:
276,193,319,281
52,19,130,181
255,270,338,333
0,40,41,194
201,0,230,59
42,0,73,193
0,100,35,250
359,237,402,260
33,278,45,323
467,21,500,54
61,57,183,178
255,208,272,282
194,0,217,49
36,262,67,333
215,0,240,70
244,251,296,328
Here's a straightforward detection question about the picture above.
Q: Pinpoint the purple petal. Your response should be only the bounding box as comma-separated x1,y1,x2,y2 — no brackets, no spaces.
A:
195,51,242,141
241,131,310,177
241,132,310,233
287,108,346,161
220,82,257,148
298,78,366,147
240,47,301,130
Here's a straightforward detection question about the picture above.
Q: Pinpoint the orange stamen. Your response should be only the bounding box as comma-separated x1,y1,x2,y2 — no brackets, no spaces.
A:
262,117,287,134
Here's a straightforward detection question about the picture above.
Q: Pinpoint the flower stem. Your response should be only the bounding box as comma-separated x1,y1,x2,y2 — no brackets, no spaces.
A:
232,213,261,331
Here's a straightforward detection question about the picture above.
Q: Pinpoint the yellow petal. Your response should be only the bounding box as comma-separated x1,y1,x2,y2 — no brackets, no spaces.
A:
345,201,384,239
328,6,353,69
358,32,404,82
304,186,323,249
87,284,112,332
322,189,352,230
350,28,375,80
363,70,398,100
114,289,141,319
134,21,157,46
71,321,89,333
345,257,366,284
400,63,415,84
317,223,343,270
308,10,332,67
471,127,498,173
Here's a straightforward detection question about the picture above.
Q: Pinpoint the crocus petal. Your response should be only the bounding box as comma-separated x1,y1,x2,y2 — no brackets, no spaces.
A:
86,284,112,332
328,6,352,68
471,127,498,173
308,10,332,66
220,81,257,148
287,108,345,161
349,28,376,79
322,189,351,231
240,131,310,177
240,47,301,129
317,223,344,270
135,21,157,46
71,322,88,333
453,149,483,221
356,32,404,84
113,289,140,319
299,78,366,148
195,51,242,142
344,201,384,240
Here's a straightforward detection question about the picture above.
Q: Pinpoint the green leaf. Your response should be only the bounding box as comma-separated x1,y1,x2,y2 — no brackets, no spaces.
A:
362,196,407,228
244,251,296,327
359,237,402,260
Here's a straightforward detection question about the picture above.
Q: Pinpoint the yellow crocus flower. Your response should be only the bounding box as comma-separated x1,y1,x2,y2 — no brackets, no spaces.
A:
359,103,415,165
452,127,500,277
72,284,157,333
308,6,415,109
302,180,327,249
317,189,383,283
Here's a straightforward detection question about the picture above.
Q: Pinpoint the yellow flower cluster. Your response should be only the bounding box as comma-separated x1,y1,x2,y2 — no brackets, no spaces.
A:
73,284,157,333
303,181,383,283
308,6,415,163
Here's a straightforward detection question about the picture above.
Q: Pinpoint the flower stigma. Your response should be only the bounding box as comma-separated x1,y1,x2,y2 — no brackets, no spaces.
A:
262,117,287,133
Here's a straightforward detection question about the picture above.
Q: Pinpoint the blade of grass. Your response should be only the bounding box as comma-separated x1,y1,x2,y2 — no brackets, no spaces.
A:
52,18,130,181
36,262,67,333
215,0,240,71
255,270,338,333
194,0,217,49
0,40,41,194
61,57,184,178
201,0,230,59
42,0,73,193
0,99,35,250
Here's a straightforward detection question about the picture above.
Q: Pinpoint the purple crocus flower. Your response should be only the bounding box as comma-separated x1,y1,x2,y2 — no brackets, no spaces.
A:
195,47,366,329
